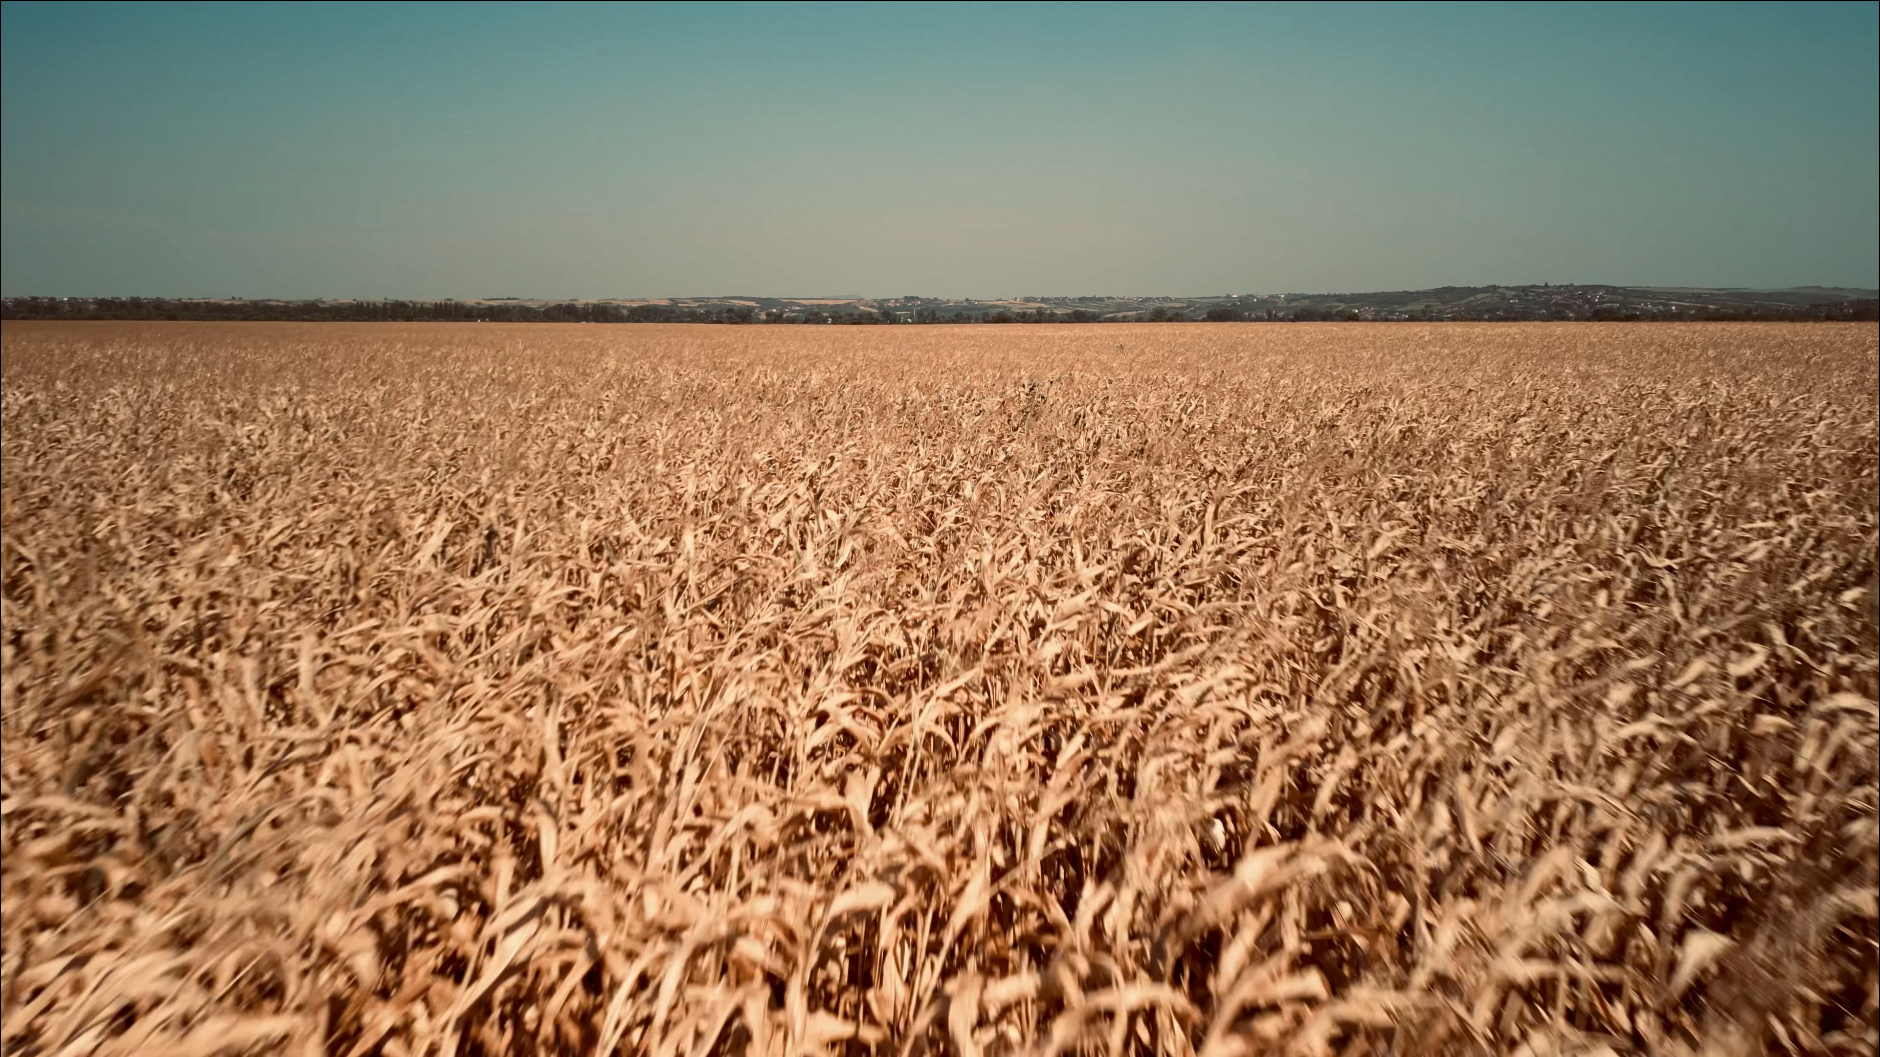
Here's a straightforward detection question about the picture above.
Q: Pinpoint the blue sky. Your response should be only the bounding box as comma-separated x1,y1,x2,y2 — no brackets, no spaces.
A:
3,1,1875,298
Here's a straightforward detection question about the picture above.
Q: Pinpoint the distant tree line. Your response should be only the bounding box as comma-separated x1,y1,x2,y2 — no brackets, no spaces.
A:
1583,302,1878,323
2,296,1872,324
0,297,759,324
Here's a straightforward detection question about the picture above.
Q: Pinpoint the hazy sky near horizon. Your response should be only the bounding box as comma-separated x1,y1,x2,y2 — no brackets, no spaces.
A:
3,1,1876,299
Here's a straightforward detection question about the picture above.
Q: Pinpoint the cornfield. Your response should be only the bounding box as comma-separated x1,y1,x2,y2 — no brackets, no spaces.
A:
2,321,1875,1057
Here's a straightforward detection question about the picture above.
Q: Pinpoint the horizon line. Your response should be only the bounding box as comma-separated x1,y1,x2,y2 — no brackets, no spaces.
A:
6,283,1879,302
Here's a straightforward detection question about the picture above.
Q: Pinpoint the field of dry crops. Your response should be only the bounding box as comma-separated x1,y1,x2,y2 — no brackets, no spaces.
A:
2,321,1876,1057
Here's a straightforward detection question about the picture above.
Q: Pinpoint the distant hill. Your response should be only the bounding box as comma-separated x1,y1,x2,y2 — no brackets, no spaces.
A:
5,285,1875,323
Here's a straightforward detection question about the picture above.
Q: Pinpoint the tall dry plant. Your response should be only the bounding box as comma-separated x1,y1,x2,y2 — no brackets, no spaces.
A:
2,321,1876,1056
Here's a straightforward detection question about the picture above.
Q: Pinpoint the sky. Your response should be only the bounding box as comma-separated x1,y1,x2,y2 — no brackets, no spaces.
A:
2,1,1876,299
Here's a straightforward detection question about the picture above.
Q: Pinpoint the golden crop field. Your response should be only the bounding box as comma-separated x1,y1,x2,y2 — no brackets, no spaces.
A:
2,321,1876,1057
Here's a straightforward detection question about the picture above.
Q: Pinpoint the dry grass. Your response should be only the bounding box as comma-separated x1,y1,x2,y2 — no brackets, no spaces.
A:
2,321,1875,1057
